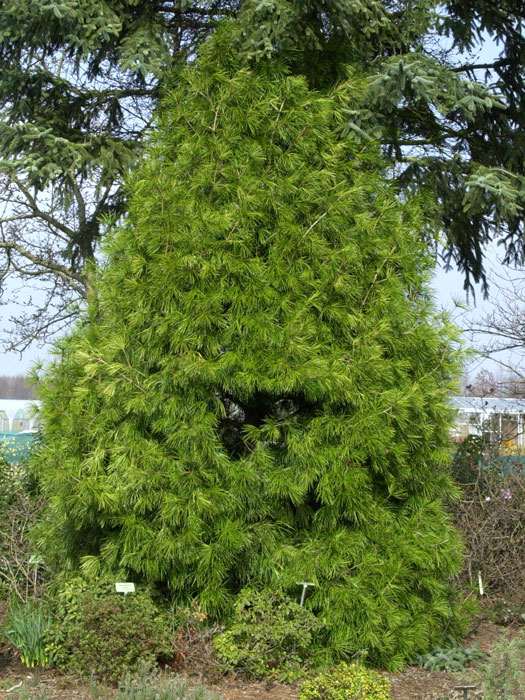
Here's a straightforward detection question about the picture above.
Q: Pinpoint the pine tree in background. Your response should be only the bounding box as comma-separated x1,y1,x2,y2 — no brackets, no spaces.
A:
33,28,468,670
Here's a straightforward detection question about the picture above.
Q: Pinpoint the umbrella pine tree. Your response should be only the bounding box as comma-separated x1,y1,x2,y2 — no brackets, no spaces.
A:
34,31,468,669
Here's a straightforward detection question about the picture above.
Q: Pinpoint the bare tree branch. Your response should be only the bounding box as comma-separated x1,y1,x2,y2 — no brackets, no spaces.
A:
9,176,77,241
0,240,87,296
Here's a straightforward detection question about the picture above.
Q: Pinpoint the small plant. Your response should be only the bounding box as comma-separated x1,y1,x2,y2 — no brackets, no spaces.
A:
417,644,487,672
476,635,525,700
214,588,324,681
119,662,219,699
10,685,52,700
299,662,391,700
45,577,172,682
4,599,51,667
490,597,525,626
451,435,489,485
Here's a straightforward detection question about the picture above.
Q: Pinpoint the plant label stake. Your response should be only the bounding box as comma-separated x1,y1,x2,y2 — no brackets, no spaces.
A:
115,582,135,596
351,649,368,667
455,685,477,700
296,582,315,606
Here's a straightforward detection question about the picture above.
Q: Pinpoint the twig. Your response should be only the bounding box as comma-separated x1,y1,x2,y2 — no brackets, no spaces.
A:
6,681,23,693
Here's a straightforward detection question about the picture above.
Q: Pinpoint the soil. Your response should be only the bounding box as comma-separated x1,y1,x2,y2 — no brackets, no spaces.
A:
0,619,523,700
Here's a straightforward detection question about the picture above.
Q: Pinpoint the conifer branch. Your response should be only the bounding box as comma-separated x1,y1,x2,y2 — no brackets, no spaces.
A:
361,244,398,308
303,208,332,237
90,355,148,393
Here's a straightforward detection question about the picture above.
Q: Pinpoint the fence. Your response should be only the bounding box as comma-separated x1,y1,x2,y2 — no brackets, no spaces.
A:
0,431,36,464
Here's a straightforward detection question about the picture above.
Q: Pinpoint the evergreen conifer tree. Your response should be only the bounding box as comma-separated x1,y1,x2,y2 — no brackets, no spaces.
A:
33,29,468,670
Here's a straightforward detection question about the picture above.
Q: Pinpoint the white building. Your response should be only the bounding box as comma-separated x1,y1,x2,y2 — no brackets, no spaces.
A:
0,399,40,432
451,396,525,447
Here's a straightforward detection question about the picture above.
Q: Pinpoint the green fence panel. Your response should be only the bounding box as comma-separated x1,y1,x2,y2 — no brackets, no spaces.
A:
0,431,36,464
486,455,525,476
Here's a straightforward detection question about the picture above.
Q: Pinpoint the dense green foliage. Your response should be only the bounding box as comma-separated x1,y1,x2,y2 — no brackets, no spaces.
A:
214,588,323,680
45,578,171,682
33,32,467,669
299,663,391,700
1,0,525,345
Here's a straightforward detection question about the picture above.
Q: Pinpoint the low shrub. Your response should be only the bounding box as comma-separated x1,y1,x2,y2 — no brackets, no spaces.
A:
299,663,391,700
45,577,171,682
416,644,486,672
4,599,51,667
170,603,221,676
214,588,324,681
489,597,525,626
451,435,490,485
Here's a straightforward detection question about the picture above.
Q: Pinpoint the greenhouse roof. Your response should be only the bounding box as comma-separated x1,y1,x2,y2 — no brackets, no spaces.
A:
451,396,525,413
0,399,40,420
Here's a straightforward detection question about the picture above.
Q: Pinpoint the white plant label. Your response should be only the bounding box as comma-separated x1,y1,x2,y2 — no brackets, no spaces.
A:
115,582,135,594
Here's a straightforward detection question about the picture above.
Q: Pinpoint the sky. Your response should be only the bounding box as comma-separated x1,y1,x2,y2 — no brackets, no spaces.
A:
431,253,513,381
0,281,52,375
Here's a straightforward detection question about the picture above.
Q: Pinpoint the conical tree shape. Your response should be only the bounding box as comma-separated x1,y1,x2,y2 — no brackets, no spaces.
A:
34,31,467,669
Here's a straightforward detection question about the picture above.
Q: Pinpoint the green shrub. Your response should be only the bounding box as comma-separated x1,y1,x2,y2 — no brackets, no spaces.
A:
45,577,172,682
214,588,324,681
299,663,391,700
451,435,489,485
476,635,525,700
417,644,487,672
489,597,525,626
4,599,51,667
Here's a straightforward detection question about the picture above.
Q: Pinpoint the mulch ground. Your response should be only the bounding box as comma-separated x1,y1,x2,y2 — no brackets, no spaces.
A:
0,619,523,699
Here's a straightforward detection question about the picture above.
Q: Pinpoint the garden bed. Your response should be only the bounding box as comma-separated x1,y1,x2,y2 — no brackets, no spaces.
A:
0,619,522,700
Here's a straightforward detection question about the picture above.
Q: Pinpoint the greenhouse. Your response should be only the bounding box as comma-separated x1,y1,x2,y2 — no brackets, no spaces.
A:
0,400,40,464
0,399,40,432
451,396,525,447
